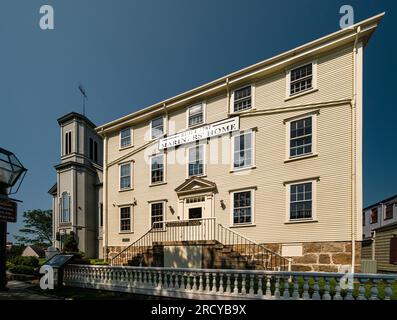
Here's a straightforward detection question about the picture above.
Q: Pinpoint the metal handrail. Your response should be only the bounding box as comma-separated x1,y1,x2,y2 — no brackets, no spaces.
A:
216,224,291,271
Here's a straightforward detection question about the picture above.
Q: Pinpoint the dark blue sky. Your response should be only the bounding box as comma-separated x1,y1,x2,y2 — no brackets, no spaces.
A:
1,0,396,240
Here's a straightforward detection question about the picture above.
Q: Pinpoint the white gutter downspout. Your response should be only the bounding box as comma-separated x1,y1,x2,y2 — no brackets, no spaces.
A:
351,25,362,273
101,128,109,262
226,78,230,114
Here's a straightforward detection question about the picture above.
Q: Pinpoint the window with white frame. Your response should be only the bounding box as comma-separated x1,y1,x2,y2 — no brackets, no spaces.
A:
289,63,313,96
120,162,132,190
151,117,164,139
289,116,313,158
151,202,164,230
233,131,253,169
188,104,204,127
232,190,253,225
61,192,70,223
289,182,313,220
120,207,131,232
120,128,132,148
151,154,164,184
233,85,252,113
188,145,204,177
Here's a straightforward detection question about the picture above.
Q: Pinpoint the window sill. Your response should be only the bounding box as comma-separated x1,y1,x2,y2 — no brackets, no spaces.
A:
284,88,318,101
187,174,207,179
119,188,134,192
284,219,318,225
230,166,256,173
118,231,134,235
284,153,318,163
228,108,256,117
229,224,256,228
119,145,134,151
149,182,167,187
187,122,206,130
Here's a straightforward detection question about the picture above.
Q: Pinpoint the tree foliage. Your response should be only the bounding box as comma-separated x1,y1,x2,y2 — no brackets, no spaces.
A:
14,209,52,247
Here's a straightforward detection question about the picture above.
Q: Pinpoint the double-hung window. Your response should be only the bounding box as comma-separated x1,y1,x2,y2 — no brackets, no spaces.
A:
120,207,131,232
188,104,204,127
120,162,132,190
289,182,313,220
385,204,394,220
289,116,313,158
233,85,252,113
151,202,164,230
289,63,314,96
120,128,132,148
232,190,253,225
233,132,253,170
151,117,164,139
370,208,378,224
188,145,204,177
151,154,164,184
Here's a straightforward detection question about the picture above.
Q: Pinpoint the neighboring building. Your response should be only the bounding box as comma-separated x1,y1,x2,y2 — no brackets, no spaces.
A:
94,14,384,272
361,194,397,273
48,112,103,258
362,194,397,239
21,245,45,258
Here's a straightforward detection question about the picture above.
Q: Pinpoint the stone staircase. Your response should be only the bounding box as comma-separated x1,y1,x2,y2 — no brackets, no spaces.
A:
127,241,273,270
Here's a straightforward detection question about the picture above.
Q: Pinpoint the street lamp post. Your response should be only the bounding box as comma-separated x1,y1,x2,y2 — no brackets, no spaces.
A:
0,148,27,291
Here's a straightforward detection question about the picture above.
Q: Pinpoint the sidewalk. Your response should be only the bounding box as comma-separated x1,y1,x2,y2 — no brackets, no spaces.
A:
0,281,61,300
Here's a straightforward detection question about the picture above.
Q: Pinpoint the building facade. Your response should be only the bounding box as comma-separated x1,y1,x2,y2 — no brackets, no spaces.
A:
361,194,397,273
94,14,384,272
49,112,103,258
362,194,397,239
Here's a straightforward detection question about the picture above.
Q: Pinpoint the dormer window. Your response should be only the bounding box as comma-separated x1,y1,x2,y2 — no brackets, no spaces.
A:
120,128,132,148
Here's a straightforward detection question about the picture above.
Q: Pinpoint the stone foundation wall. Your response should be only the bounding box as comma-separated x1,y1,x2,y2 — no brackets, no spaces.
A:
261,241,361,272
104,241,362,272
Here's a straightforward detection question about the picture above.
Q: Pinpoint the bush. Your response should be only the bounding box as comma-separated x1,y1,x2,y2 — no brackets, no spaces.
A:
8,265,35,275
63,235,79,253
90,259,108,265
9,256,39,268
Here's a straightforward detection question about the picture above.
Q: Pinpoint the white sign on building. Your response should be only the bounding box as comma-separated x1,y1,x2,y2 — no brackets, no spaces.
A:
159,117,239,150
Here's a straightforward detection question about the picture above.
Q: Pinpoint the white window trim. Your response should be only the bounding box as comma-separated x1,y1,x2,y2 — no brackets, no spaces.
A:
230,83,255,115
119,205,133,233
149,200,166,230
119,127,133,150
186,102,206,129
285,60,318,99
119,161,133,191
150,116,166,140
285,179,317,223
285,112,317,161
230,129,256,172
186,144,206,178
149,153,167,186
230,188,255,227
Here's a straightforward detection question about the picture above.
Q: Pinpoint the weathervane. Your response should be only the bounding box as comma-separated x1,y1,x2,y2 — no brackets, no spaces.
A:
78,84,88,116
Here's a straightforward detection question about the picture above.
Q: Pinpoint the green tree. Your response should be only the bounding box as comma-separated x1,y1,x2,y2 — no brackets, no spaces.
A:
14,209,52,247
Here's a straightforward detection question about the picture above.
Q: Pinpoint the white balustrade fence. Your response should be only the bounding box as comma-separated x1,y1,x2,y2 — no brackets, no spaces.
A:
63,264,397,300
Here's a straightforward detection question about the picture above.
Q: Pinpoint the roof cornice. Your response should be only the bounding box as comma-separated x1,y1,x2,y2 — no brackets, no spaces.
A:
96,12,385,134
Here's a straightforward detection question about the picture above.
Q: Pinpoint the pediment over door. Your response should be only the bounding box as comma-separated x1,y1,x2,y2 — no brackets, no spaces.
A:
175,176,217,197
